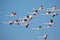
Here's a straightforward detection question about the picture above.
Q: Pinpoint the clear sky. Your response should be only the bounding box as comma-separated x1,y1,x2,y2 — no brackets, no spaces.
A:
0,0,60,40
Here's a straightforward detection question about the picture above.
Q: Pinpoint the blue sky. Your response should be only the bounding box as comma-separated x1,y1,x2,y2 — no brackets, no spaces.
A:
0,0,60,40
